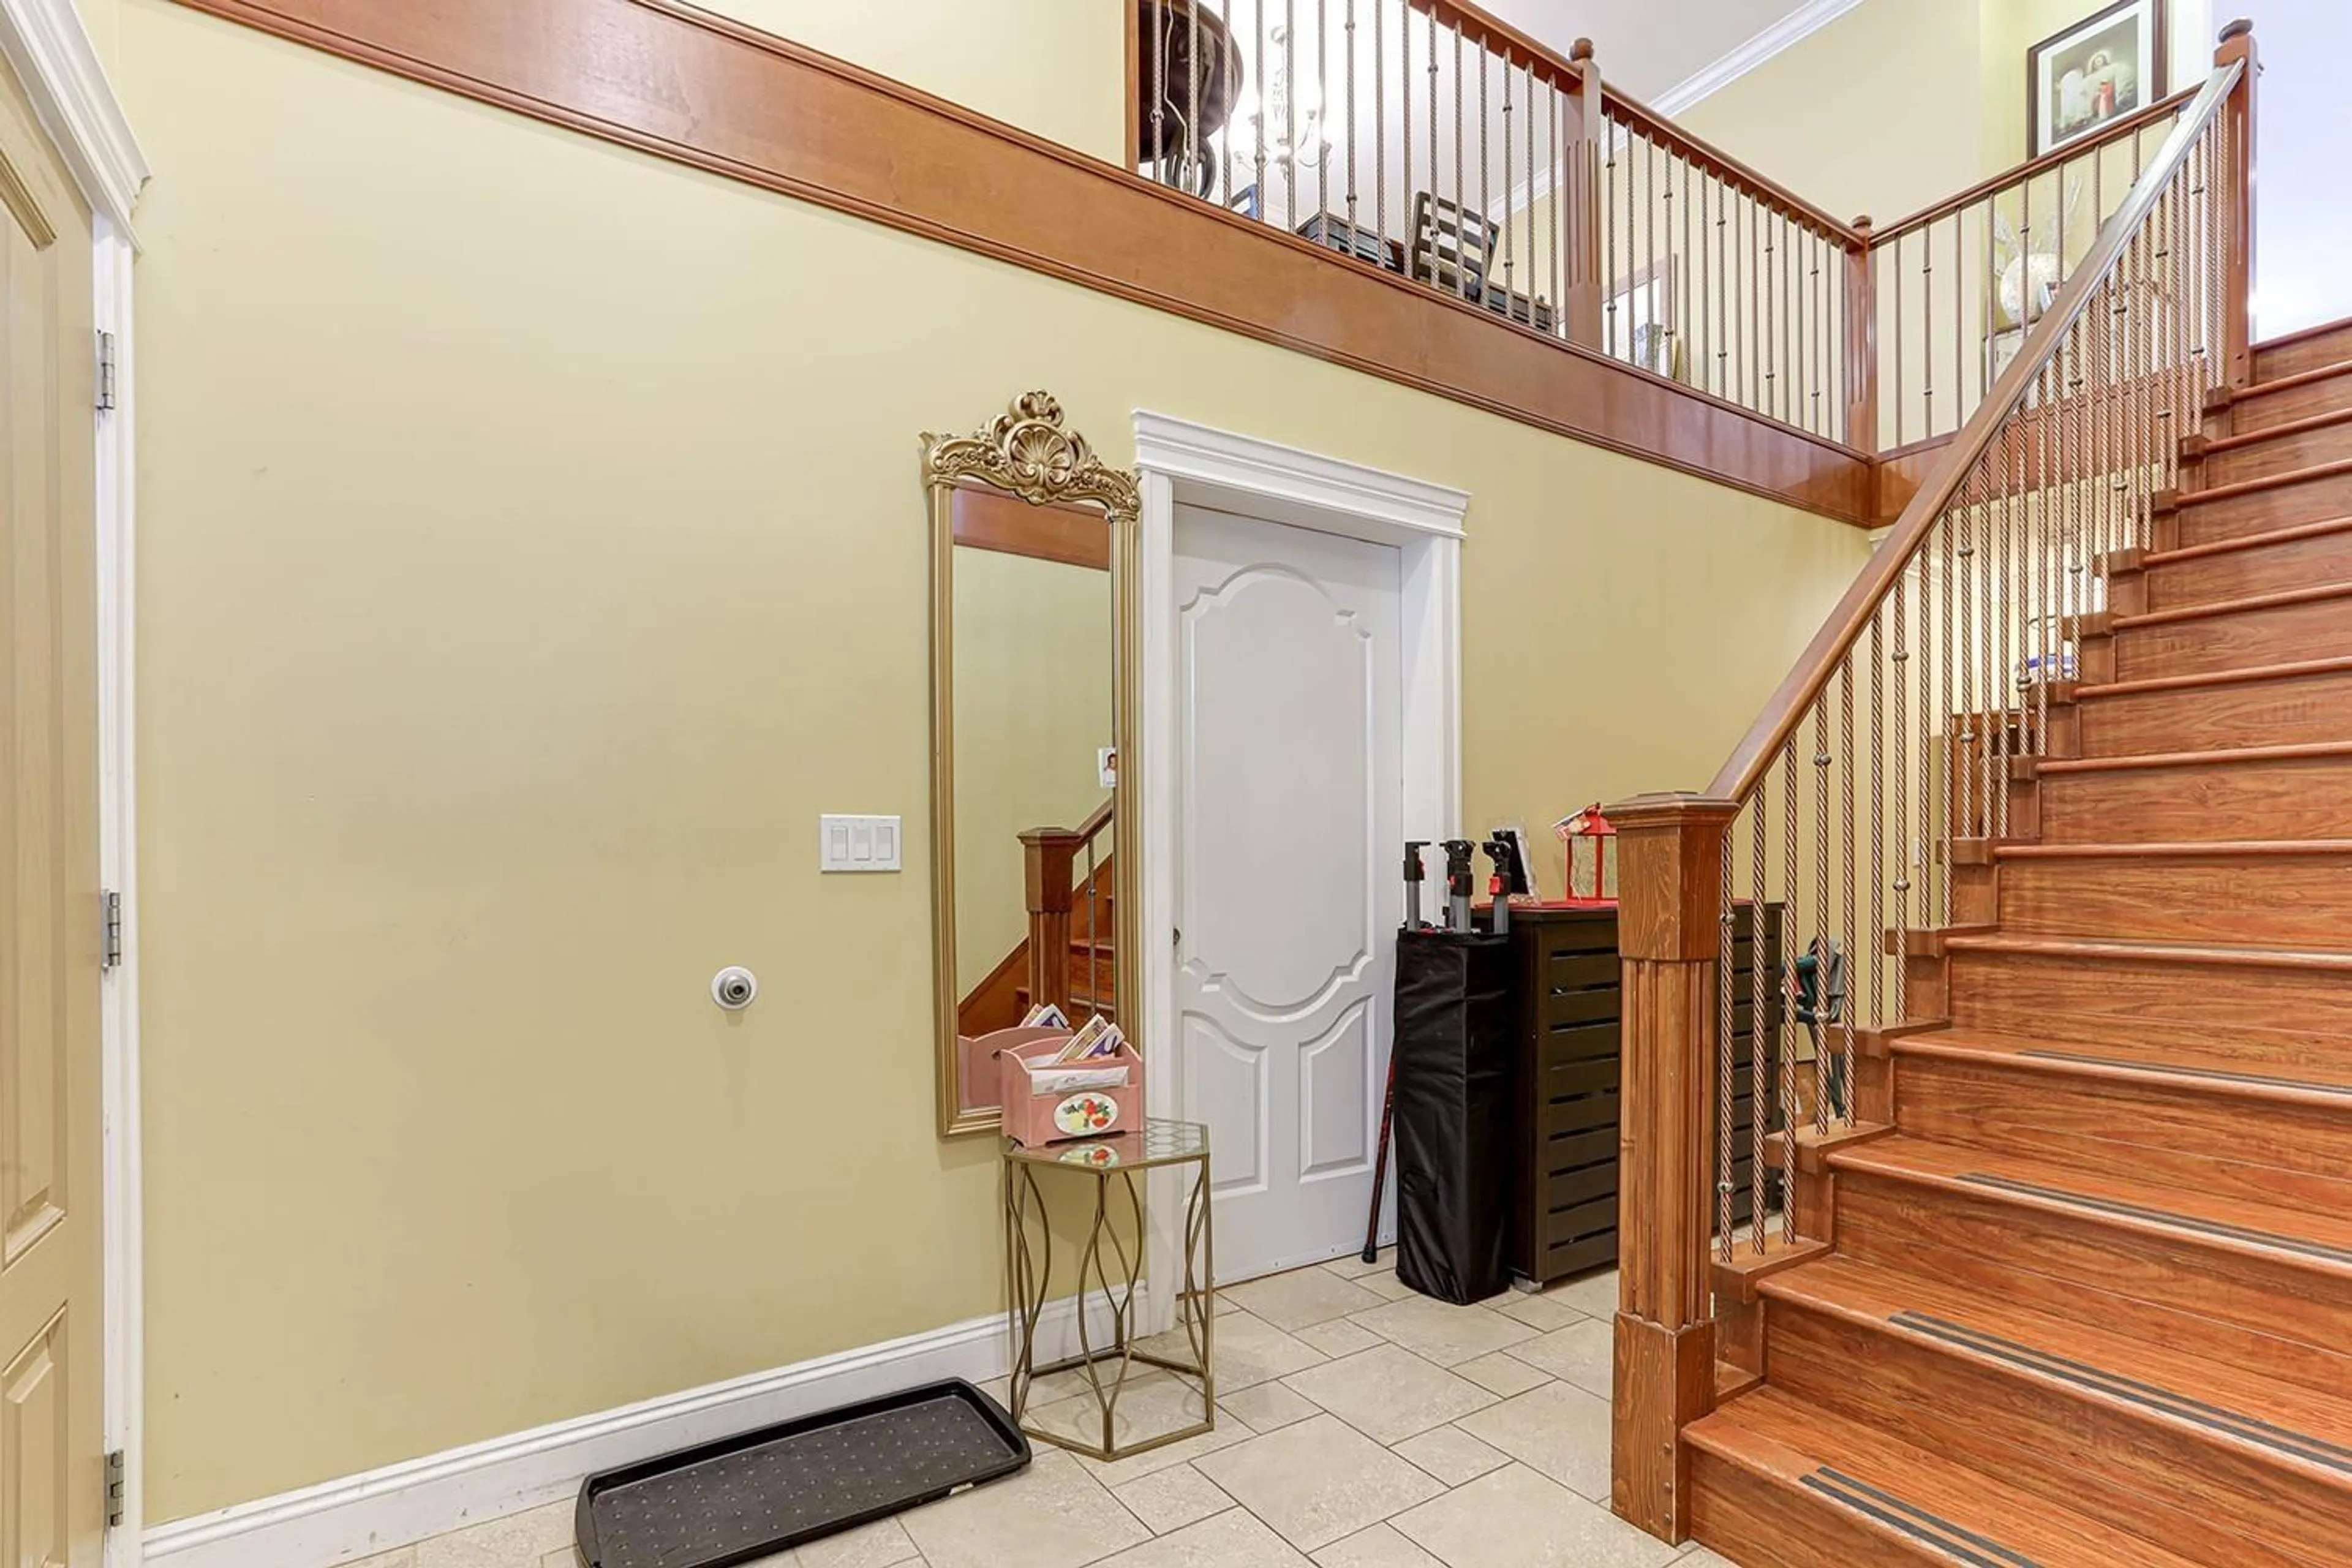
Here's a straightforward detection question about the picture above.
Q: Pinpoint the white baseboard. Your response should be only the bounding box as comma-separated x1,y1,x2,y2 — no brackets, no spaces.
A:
143,1290,1144,1568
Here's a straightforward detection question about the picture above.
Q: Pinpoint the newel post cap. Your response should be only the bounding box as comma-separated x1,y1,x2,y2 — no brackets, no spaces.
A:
1607,793,1740,962
1570,37,1594,62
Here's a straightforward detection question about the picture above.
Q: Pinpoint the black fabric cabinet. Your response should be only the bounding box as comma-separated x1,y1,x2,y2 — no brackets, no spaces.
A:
1390,931,1517,1305
1487,903,1784,1290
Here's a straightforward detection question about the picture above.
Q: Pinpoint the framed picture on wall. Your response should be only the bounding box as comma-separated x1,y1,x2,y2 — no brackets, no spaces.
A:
2029,0,2168,157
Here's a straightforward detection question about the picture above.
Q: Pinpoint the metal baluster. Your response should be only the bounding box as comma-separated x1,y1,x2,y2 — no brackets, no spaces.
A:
1344,1,1356,232
1923,220,1936,439
1480,39,1493,314
1716,186,1729,396
1552,81,1566,338
1996,426,2015,839
2026,360,2046,764
1427,13,1439,290
1870,616,1885,1028
1316,0,1329,227
1749,789,1769,1253
1893,233,1905,447
1970,478,1991,849
1525,58,1537,325
1605,122,1617,356
1452,23,1465,302
1754,202,1767,413
1916,534,1934,927
1285,0,1298,232
1151,0,1167,179
1940,513,1957,924
1374,0,1385,254
1839,654,1857,1117
1812,230,1825,434
1716,831,1735,1264
1255,1,1268,215
1681,156,1692,381
1812,698,1831,1134
1647,137,1660,359
1502,55,1513,306
1763,213,1777,417
1891,568,1911,1022
1780,742,1800,1198
1398,5,1409,266
1187,0,1200,195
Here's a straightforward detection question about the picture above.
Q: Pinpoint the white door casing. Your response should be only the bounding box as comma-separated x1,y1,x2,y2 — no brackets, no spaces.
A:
1135,415,1466,1311
1172,507,1402,1281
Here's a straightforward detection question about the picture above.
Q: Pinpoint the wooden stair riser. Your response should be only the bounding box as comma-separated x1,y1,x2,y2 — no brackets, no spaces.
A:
2115,595,2352,680
1891,1051,2352,1218
2224,368,2352,435
1946,947,2352,1061
2076,667,2352,755
2169,467,2352,547
1831,1167,2352,1392
1996,853,2352,946
1687,1448,1966,1568
2256,325,2352,382
2189,422,2352,488
1762,1298,2338,1568
2038,753,2352,842
2142,525,2352,609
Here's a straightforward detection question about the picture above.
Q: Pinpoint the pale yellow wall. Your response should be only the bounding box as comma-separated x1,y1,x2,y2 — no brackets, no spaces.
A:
698,0,1126,161
951,548,1114,993
1678,0,1990,230
113,0,1866,1521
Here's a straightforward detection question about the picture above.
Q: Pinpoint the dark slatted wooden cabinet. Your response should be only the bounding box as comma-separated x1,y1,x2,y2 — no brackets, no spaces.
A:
1490,903,1782,1289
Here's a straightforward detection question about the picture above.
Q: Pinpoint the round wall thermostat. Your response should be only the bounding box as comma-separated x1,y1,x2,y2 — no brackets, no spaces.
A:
711,967,759,1011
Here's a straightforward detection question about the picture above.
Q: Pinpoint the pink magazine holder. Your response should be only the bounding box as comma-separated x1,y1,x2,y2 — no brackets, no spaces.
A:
994,1033,1145,1147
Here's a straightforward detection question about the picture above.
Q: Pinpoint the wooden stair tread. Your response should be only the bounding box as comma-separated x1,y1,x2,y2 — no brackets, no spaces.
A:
2075,652,2352,701
2036,738,2352,773
2143,511,2352,565
2195,408,2352,457
1688,1385,2206,1568
2162,454,2352,508
1832,1133,2352,1275
2111,576,2352,628
1763,1254,2352,1486
2232,356,2352,399
1996,837,2352,859
1891,1027,2352,1102
1940,932,2352,971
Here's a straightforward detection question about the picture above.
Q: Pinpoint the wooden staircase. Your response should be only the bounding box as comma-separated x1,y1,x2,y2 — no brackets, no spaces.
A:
1680,317,2352,1564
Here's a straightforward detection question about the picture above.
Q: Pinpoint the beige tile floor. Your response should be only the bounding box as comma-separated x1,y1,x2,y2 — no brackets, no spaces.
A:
366,1253,1737,1568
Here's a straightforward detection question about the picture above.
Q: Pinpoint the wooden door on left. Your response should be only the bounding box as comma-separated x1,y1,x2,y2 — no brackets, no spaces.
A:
0,42,103,1568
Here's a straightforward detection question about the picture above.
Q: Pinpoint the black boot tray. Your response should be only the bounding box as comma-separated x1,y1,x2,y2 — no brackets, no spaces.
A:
573,1379,1029,1568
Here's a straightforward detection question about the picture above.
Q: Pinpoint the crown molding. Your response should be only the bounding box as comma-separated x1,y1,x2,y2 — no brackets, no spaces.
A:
0,0,149,235
1653,0,1866,118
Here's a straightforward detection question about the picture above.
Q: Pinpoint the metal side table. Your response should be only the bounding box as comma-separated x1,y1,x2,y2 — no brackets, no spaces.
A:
1003,1118,1215,1462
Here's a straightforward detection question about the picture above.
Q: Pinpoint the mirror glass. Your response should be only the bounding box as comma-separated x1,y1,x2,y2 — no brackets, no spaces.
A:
951,486,1117,1104
923,391,1139,1138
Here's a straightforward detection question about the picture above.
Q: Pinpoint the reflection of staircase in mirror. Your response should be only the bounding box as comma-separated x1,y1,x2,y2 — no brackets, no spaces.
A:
958,797,1117,1035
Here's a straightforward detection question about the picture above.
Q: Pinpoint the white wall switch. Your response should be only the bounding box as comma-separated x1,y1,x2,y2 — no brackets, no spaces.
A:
820,814,903,872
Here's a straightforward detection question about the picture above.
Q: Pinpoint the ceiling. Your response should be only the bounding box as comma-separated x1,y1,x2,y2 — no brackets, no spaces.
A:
1474,0,1828,104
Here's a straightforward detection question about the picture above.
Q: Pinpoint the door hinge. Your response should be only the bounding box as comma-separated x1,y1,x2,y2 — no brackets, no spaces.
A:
96,330,117,412
105,1449,126,1528
102,889,122,969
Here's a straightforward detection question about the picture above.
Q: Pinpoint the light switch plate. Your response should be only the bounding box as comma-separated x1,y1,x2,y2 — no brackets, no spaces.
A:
820,814,902,872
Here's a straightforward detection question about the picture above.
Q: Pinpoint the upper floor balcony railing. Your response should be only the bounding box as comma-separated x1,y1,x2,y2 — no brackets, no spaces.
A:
1132,0,2235,469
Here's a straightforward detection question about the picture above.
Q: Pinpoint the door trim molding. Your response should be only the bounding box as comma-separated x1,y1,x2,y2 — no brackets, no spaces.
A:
1133,413,1466,1321
0,0,149,235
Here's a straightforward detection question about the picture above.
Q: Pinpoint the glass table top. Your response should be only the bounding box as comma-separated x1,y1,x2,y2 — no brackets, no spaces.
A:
1004,1117,1208,1172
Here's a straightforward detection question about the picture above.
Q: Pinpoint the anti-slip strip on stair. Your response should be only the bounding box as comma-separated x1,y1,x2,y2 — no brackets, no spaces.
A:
2017,1047,2352,1098
1798,1467,2044,1568
1958,1172,2352,1267
1889,1311,2352,1477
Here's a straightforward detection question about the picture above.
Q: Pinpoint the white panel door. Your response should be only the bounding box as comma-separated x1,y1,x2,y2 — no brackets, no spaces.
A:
1173,503,1402,1283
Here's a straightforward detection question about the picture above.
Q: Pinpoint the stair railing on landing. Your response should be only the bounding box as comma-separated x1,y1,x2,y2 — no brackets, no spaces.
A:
1604,24,2257,1548
1019,795,1117,1022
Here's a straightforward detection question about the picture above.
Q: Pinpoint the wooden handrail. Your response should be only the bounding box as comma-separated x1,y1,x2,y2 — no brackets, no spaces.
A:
1707,54,2247,803
1599,85,1865,246
1869,85,2200,244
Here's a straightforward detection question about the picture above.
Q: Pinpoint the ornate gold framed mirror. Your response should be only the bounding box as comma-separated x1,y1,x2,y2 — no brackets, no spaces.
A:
923,393,1142,1139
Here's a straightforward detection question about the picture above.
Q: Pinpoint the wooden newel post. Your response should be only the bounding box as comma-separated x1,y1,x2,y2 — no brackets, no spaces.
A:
1561,38,1607,350
1843,217,1878,454
1608,791,1738,1544
1020,827,1083,1020
2216,20,2258,391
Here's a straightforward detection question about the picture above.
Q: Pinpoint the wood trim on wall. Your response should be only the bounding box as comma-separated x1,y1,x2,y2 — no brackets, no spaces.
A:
166,0,1876,529
951,487,1111,571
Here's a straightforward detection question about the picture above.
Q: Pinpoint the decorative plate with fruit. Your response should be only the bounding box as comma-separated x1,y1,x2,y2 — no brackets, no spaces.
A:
1053,1092,1120,1136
